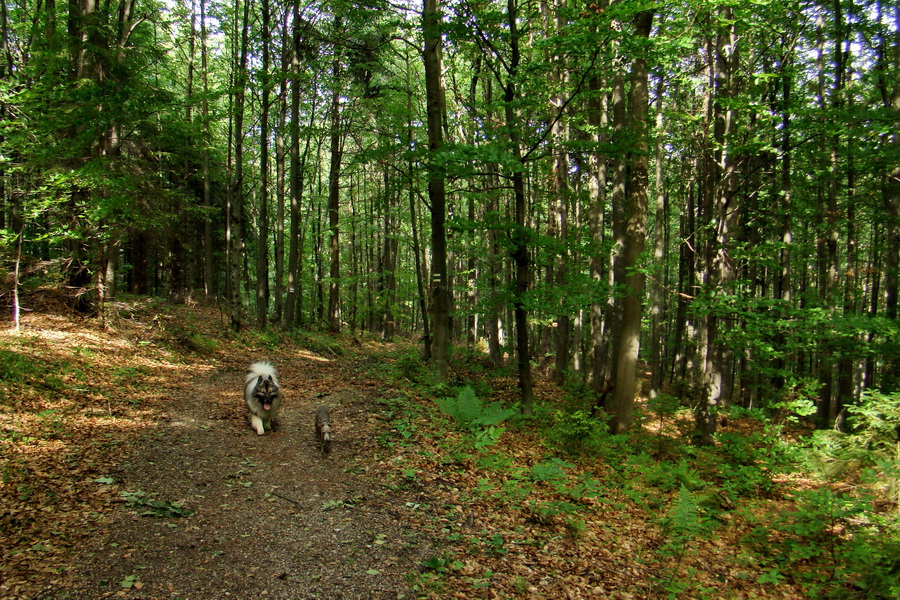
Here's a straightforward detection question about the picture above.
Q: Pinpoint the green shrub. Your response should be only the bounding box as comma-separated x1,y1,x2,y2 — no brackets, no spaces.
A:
742,487,900,598
544,408,606,456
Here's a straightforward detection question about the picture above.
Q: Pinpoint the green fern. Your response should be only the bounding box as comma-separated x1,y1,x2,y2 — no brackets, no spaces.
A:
435,385,515,430
659,485,711,556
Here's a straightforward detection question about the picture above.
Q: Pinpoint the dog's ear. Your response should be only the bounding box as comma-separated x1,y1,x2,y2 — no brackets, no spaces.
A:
257,375,265,386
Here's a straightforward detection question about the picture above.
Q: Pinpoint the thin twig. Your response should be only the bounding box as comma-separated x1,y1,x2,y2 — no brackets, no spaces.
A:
269,491,302,506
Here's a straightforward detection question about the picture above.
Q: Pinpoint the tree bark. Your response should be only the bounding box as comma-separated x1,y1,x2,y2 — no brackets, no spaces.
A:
609,10,653,434
228,0,250,331
502,0,535,415
256,0,272,327
200,0,214,297
423,0,451,380
327,37,343,333
697,7,738,443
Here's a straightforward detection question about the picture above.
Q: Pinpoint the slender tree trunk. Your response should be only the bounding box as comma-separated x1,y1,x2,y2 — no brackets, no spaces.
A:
256,0,272,327
284,7,316,329
772,54,793,392
12,222,23,331
402,48,431,357
327,34,343,333
880,4,900,391
423,0,451,379
815,4,844,426
605,55,627,392
200,0,214,297
501,0,535,414
649,74,667,398
587,25,609,393
274,11,288,323
229,0,250,331
380,180,399,341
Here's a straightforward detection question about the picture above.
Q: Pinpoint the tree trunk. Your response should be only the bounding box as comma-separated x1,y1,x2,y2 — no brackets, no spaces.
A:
697,7,738,444
502,0,535,415
200,0,214,297
423,0,451,380
256,0,272,327
588,38,609,393
274,10,288,323
881,4,900,392
327,41,343,334
649,74,667,398
608,10,653,434
228,0,250,331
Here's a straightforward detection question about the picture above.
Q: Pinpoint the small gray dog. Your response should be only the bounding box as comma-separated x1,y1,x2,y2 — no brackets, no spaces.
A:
244,362,281,435
315,406,332,453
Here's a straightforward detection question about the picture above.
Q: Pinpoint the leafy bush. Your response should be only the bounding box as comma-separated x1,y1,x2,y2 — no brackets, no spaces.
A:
544,408,605,456
530,457,574,489
628,453,706,492
844,390,900,454
395,352,427,382
808,390,900,495
772,377,819,424
659,485,714,555
742,487,900,598
188,333,218,354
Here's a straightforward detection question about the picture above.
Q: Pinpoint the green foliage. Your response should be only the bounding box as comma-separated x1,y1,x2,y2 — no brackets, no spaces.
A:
394,352,428,382
542,408,610,457
653,485,717,596
659,485,714,555
435,386,516,430
529,457,574,492
772,378,819,424
0,349,40,383
472,425,505,450
120,490,194,519
187,333,219,354
289,330,345,357
844,390,900,454
808,391,900,481
741,487,900,597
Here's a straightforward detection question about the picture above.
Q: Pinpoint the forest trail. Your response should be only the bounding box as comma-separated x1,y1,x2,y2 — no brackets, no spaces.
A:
65,354,432,599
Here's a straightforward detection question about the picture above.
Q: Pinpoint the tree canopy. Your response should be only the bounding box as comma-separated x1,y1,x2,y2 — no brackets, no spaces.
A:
1,0,899,433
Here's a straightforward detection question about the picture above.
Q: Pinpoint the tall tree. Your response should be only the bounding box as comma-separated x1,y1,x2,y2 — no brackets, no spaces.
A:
327,23,343,333
608,9,654,434
256,0,272,327
229,0,251,330
423,0,451,380
696,5,739,443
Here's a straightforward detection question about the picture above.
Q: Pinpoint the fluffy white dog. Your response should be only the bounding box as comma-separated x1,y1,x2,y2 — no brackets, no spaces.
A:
244,362,281,435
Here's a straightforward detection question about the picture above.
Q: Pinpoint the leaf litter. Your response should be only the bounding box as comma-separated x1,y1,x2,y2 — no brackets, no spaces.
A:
1,299,434,599
0,296,858,599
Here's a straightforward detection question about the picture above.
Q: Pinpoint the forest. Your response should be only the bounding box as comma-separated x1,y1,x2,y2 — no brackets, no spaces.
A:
1,0,899,596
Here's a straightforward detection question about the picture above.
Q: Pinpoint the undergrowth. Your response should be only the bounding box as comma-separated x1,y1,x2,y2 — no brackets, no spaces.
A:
365,348,900,599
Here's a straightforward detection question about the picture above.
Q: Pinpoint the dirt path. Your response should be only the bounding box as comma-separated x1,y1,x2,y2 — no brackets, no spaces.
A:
66,356,433,600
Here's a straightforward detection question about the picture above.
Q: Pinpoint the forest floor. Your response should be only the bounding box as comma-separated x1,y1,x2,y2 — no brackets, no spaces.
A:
0,295,888,599
1,297,437,599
